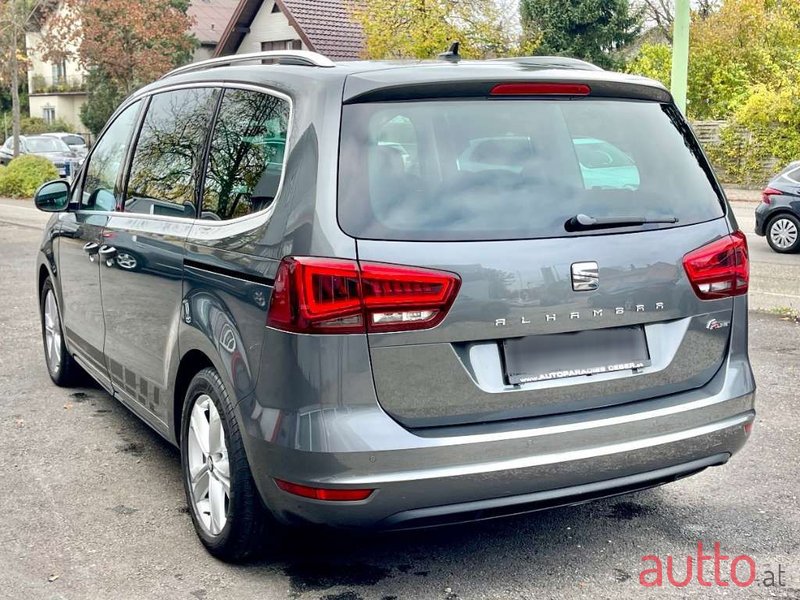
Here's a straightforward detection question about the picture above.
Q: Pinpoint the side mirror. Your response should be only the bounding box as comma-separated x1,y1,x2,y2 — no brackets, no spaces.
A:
34,180,71,212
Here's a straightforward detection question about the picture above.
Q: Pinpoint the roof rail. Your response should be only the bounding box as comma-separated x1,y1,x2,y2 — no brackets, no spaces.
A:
490,56,603,71
162,50,336,79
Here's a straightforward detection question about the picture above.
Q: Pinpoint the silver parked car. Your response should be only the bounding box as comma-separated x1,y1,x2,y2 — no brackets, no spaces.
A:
0,134,78,177
43,132,89,160
33,50,756,562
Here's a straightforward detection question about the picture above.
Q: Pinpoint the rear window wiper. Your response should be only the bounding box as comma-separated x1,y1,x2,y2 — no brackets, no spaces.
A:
565,213,679,232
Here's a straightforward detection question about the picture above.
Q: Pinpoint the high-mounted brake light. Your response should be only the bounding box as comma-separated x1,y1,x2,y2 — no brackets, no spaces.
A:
266,257,461,334
761,187,783,205
682,231,749,300
274,479,374,501
490,82,591,96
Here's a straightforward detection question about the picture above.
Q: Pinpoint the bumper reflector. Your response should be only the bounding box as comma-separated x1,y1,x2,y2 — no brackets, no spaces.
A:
274,479,374,501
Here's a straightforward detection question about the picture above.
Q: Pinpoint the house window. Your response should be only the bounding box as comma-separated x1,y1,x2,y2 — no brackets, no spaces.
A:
261,40,302,51
43,106,56,124
51,60,67,85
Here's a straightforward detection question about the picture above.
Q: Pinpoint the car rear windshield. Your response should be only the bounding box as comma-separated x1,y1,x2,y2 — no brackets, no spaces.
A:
61,135,85,146
338,99,724,241
26,137,69,153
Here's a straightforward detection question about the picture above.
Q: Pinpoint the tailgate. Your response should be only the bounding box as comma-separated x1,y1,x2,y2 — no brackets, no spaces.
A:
359,221,734,427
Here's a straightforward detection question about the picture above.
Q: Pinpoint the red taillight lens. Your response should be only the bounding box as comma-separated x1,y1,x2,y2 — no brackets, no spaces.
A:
267,257,363,334
761,187,782,205
682,231,749,300
266,257,461,334
360,261,460,332
490,82,591,96
274,479,374,501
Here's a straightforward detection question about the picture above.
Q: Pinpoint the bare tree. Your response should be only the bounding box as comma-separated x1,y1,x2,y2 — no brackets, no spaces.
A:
637,0,720,42
0,0,45,157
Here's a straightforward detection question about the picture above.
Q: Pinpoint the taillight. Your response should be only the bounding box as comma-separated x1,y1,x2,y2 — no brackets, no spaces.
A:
266,257,461,334
761,187,782,205
490,82,591,96
682,231,749,300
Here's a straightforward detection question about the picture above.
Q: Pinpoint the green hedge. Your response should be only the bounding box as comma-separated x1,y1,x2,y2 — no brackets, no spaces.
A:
0,155,60,198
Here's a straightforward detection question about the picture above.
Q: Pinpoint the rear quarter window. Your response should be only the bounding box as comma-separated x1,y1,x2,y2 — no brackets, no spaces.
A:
338,99,724,241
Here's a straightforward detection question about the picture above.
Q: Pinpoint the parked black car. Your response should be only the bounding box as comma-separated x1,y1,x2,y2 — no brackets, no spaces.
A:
755,161,800,253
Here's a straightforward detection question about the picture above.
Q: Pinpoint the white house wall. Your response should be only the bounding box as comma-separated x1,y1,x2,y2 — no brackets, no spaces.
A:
29,93,87,132
237,0,307,54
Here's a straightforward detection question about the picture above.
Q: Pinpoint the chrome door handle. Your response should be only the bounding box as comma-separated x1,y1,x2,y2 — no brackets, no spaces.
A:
99,245,117,260
82,242,100,255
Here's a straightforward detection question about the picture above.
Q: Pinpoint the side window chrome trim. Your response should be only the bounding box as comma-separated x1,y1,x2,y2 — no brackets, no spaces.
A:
111,81,294,227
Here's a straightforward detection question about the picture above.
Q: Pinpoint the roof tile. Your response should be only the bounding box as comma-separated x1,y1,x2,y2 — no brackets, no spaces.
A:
281,0,364,60
189,0,240,45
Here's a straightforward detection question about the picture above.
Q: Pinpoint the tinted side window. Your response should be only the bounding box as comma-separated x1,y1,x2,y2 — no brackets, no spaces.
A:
82,101,142,212
125,88,218,218
201,89,290,221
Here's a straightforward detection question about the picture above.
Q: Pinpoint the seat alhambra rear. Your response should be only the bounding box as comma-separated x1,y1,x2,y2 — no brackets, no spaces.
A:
331,75,748,428
36,52,755,562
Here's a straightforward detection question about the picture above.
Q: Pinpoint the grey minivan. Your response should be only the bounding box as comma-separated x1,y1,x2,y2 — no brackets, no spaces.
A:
34,50,756,562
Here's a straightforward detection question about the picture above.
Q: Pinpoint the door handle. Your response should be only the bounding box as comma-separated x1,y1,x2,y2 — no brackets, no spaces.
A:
99,245,118,263
82,242,100,255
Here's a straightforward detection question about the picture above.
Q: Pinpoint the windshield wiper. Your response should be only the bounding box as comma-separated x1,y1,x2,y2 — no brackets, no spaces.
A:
565,213,679,232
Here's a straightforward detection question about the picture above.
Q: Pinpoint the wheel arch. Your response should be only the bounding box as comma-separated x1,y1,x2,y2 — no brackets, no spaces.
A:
765,209,800,226
38,264,49,298
173,349,215,444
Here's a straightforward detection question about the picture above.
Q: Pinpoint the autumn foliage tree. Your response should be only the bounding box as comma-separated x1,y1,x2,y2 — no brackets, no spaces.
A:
628,0,800,120
40,0,195,134
0,0,36,154
350,0,536,60
628,0,800,183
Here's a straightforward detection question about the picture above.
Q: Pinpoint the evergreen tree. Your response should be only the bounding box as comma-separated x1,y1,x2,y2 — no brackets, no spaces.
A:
520,0,643,69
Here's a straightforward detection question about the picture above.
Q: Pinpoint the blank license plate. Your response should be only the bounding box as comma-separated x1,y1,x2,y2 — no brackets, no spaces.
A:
502,326,650,385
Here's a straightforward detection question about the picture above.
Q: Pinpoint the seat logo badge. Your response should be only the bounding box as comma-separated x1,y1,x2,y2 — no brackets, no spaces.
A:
571,261,599,291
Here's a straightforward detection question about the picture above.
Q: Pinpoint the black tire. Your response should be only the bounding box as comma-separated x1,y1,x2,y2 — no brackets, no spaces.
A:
766,213,800,253
40,277,83,386
180,367,272,562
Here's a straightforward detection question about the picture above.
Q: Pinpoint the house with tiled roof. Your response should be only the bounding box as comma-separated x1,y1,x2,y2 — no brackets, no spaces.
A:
24,0,239,132
214,0,364,61
188,0,240,61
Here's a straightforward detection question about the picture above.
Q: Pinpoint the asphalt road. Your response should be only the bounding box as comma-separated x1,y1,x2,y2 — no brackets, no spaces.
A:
1,200,799,600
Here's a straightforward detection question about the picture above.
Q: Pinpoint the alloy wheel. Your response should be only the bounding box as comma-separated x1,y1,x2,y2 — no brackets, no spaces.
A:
115,253,138,270
187,394,231,536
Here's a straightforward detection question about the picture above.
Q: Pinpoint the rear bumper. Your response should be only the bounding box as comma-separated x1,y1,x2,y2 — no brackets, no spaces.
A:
382,453,729,530
754,203,769,236
244,380,755,529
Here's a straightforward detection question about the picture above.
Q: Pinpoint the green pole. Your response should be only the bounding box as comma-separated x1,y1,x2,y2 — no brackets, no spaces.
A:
671,0,690,114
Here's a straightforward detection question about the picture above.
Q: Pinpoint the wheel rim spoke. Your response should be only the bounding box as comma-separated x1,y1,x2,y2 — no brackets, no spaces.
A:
193,468,210,498
215,455,230,482
44,292,61,373
209,475,227,535
209,402,223,455
189,400,211,455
